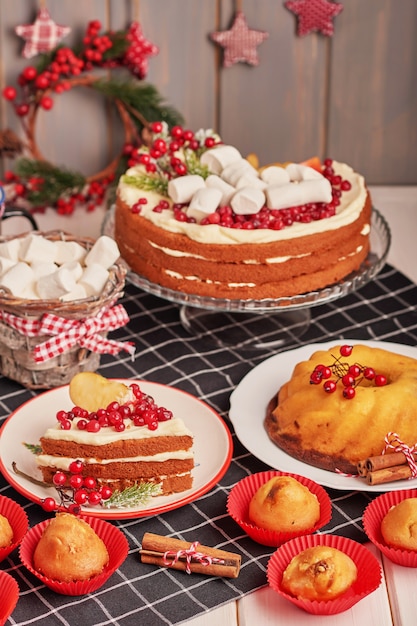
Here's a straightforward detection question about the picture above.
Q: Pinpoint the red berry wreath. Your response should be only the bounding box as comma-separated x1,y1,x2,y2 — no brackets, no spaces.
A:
1,19,183,214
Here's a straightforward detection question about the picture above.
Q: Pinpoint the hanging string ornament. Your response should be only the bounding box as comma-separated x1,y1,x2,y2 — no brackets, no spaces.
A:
210,2,269,68
285,0,344,37
1,18,182,214
15,5,71,59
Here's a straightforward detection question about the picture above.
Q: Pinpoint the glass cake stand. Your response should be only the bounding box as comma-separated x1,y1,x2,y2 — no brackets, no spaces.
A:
125,208,391,350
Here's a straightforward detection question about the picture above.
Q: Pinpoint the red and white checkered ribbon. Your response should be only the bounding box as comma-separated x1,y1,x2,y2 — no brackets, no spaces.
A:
383,432,417,478
0,305,135,362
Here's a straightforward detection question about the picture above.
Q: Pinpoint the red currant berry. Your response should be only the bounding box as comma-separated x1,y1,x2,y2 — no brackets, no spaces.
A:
40,96,53,110
68,503,81,515
323,380,337,393
151,121,163,133
2,86,17,100
343,386,356,399
100,485,113,500
341,374,355,387
74,489,88,505
69,459,84,474
363,367,375,380
340,345,353,357
69,474,84,489
88,491,102,505
42,497,57,512
83,476,97,490
86,419,101,433
310,370,322,385
375,374,387,387
22,66,37,81
52,471,67,486
348,364,362,378
170,125,183,139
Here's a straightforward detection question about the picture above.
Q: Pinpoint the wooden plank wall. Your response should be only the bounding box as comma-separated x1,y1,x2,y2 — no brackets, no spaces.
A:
0,0,415,185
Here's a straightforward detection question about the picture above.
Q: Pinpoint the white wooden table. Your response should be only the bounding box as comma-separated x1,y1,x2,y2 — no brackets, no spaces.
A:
3,186,417,626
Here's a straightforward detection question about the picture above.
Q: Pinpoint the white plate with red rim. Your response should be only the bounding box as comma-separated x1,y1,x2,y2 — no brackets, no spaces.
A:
229,339,417,492
0,380,233,519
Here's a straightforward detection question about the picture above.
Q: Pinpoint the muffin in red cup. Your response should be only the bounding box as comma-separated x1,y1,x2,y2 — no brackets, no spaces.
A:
227,470,331,547
0,571,19,626
267,533,382,615
363,488,417,567
20,514,128,595
0,495,29,563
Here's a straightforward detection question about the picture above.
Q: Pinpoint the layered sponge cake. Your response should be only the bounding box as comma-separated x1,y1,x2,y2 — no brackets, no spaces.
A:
36,377,194,496
115,123,371,300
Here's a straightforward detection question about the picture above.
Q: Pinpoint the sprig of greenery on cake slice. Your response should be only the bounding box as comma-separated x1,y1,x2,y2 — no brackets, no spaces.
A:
102,482,163,508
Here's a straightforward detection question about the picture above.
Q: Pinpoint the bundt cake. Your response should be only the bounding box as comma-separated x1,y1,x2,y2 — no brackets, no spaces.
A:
265,343,417,474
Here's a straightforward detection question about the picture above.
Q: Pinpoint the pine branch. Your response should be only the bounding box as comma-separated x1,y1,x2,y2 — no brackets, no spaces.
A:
92,80,184,131
103,483,163,508
122,173,169,196
15,158,86,207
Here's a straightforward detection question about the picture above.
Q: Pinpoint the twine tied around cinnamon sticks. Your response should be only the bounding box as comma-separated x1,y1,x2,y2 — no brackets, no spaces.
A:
140,532,241,578
357,432,417,486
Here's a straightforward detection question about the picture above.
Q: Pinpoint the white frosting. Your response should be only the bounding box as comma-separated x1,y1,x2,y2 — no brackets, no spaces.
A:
119,161,367,245
41,416,192,444
36,449,193,469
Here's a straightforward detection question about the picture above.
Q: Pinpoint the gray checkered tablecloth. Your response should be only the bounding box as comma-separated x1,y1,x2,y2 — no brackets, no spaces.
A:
1,263,417,626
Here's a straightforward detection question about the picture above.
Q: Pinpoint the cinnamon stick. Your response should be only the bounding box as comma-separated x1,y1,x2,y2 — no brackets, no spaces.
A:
366,464,413,486
365,451,417,472
140,532,241,578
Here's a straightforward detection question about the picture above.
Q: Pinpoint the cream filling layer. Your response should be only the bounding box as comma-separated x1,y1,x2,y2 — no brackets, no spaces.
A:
36,449,194,470
118,161,367,245
41,417,192,444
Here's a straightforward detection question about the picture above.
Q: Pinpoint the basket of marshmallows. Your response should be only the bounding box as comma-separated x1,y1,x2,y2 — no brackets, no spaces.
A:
0,230,134,390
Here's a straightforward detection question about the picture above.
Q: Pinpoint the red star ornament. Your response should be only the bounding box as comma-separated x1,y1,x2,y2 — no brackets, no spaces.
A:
15,7,71,59
285,0,344,37
210,11,269,68
124,21,159,79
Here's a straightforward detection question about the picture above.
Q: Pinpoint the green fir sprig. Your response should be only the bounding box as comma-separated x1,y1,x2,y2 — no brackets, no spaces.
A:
103,483,163,508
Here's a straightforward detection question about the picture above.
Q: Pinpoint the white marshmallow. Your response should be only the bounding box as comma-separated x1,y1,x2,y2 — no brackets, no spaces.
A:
0,262,35,297
200,145,242,175
167,175,205,204
36,267,77,300
31,261,58,280
84,236,120,270
186,187,222,222
19,234,57,264
260,166,291,185
221,159,259,186
205,175,235,206
231,187,265,215
0,239,21,262
54,240,87,265
235,174,267,190
60,261,83,282
265,178,332,210
22,284,39,300
0,257,16,277
79,263,110,296
285,163,323,181
60,283,88,302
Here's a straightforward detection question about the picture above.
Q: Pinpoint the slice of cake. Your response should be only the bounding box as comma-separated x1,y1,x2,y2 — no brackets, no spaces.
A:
115,123,371,300
36,375,194,496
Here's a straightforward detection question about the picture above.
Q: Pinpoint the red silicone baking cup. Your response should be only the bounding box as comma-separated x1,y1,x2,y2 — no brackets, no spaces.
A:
19,515,128,595
363,488,417,567
0,571,19,626
227,470,332,547
267,534,382,615
0,495,29,563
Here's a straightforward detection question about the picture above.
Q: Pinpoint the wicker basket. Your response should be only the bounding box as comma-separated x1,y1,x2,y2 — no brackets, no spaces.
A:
0,230,128,390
